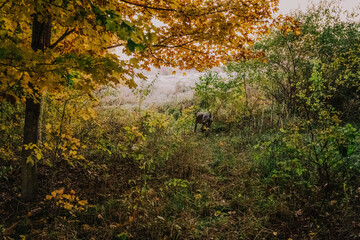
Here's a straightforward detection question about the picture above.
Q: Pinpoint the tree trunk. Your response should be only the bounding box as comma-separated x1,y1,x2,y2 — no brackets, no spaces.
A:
21,97,41,201
21,14,51,201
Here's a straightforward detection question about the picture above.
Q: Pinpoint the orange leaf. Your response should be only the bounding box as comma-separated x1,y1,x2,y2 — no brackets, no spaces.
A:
45,195,53,200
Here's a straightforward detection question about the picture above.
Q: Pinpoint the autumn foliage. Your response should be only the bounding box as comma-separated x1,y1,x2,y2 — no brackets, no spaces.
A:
1,0,359,239
0,0,280,100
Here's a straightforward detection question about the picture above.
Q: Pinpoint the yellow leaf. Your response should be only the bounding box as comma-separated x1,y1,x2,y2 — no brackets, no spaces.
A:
182,72,186,76
273,232,278,236
82,114,90,121
194,194,202,200
69,150,77,156
36,151,41,160
63,202,73,210
26,156,34,165
88,108,96,118
55,188,64,194
172,71,176,75
130,58,139,65
78,200,88,206
62,194,71,200
45,195,53,200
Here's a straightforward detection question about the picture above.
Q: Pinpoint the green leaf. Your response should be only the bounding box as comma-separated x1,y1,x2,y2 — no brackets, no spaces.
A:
116,232,128,240
126,39,136,52
106,19,116,32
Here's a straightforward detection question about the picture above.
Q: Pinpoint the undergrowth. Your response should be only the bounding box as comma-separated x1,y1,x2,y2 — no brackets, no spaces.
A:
2,100,359,240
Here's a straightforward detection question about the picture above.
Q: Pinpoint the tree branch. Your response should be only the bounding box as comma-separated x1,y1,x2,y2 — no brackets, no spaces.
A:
50,28,76,49
153,39,196,49
119,0,229,17
106,43,125,49
149,49,171,66
42,0,70,12
119,0,176,12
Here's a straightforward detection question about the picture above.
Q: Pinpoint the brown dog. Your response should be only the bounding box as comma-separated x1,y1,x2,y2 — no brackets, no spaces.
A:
194,112,213,132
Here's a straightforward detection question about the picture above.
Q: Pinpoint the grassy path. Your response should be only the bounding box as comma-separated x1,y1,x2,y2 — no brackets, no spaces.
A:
165,133,271,239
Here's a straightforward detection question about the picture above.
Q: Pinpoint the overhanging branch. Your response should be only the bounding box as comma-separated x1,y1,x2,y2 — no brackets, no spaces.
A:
50,28,76,49
119,0,176,12
119,0,228,16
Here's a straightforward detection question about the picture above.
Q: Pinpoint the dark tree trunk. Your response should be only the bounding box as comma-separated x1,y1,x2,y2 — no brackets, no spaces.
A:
21,97,41,201
21,14,51,201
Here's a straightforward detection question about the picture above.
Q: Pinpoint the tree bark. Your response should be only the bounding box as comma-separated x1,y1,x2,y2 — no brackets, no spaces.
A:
21,14,51,201
21,97,41,201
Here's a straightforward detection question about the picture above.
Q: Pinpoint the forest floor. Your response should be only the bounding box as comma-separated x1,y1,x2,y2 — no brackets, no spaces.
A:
1,102,359,239
1,130,276,239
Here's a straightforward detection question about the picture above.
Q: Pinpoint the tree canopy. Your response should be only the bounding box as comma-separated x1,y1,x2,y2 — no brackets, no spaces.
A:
0,0,281,101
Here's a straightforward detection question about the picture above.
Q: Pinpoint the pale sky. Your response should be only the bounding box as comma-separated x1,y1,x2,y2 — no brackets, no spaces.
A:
278,0,360,13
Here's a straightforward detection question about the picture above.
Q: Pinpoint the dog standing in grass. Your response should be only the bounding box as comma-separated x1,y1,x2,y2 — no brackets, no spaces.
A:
194,112,213,133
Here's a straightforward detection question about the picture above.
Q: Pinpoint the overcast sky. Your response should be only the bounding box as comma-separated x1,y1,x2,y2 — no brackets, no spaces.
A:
278,0,360,13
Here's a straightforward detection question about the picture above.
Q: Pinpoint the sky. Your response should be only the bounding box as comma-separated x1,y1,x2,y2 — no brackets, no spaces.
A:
278,0,360,13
